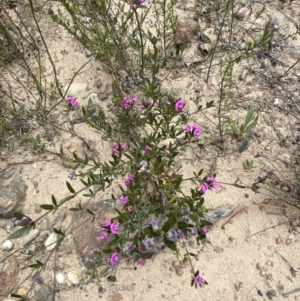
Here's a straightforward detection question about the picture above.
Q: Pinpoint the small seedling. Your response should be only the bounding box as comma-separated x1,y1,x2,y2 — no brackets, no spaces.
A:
243,159,257,172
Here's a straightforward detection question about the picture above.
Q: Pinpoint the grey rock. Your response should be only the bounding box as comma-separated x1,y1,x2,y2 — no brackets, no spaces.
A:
204,205,234,223
0,170,28,218
23,228,40,246
36,284,52,301
0,256,18,297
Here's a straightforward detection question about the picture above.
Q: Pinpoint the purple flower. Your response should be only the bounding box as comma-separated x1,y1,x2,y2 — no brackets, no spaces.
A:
113,149,120,156
185,125,192,133
179,232,186,239
165,229,179,242
164,99,170,105
127,206,132,212
109,252,119,265
110,222,119,234
140,0,146,3
124,174,135,187
121,143,127,150
146,99,152,106
123,103,131,110
185,123,201,137
136,258,145,266
65,96,79,109
108,12,114,20
149,219,160,233
102,220,111,227
99,231,108,240
119,195,128,205
175,99,185,111
189,228,198,236
112,142,119,149
130,4,137,10
200,182,209,194
143,238,155,251
144,145,150,152
201,226,208,234
208,176,220,190
131,97,138,105
193,275,204,286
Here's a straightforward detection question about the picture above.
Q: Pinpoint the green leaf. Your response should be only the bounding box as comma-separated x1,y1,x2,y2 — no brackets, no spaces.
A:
53,228,65,236
229,118,238,134
164,238,177,251
52,195,57,207
66,181,75,193
8,226,31,239
69,207,82,211
59,194,75,205
29,260,44,270
245,116,258,132
40,204,55,210
244,107,254,127
13,212,25,219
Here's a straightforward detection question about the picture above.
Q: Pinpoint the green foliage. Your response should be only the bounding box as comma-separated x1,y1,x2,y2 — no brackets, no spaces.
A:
229,107,259,139
243,159,257,172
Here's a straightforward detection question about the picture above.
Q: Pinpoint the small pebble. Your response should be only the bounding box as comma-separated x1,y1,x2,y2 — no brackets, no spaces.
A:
266,289,276,299
2,240,14,251
256,263,262,270
275,237,282,244
285,238,292,246
172,260,180,267
112,292,123,301
266,274,273,280
266,261,273,267
175,267,184,276
189,240,195,247
213,246,223,253
17,287,28,296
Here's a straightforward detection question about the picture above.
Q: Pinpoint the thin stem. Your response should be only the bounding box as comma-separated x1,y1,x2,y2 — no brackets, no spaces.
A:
134,10,144,74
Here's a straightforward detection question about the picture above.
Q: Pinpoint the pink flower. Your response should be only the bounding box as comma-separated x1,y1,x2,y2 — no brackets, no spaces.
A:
175,99,185,111
113,149,120,156
123,103,131,110
110,222,119,234
200,182,209,194
102,220,111,227
121,143,127,150
140,0,146,3
119,195,128,205
136,258,145,266
131,97,138,105
193,275,204,285
201,226,208,234
208,176,220,190
164,99,170,105
125,174,135,186
99,231,108,240
146,99,152,106
108,12,114,20
185,124,201,137
144,145,150,152
127,206,132,212
130,4,137,10
109,252,119,265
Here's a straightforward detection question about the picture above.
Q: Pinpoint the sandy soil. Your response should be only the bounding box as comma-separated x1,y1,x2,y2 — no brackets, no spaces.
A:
0,0,300,300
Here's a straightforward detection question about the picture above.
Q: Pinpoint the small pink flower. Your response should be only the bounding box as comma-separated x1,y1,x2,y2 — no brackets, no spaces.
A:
127,206,132,212
131,97,138,105
123,103,131,110
164,99,170,105
110,222,119,234
102,220,111,227
99,231,108,240
119,195,128,205
121,143,127,150
112,142,119,150
113,149,120,156
109,252,119,265
179,232,186,239
175,99,185,111
201,182,209,194
136,258,145,266
193,275,204,285
185,125,192,133
127,174,135,181
146,99,152,106
208,176,220,190
125,179,131,186
201,226,208,234
140,0,146,3
144,145,150,152
130,4,137,10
